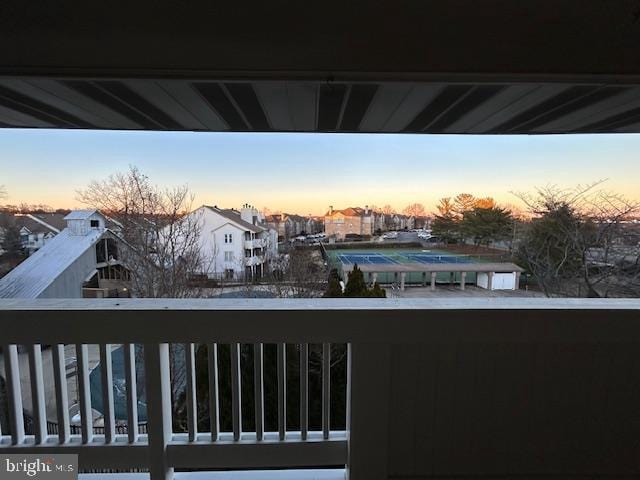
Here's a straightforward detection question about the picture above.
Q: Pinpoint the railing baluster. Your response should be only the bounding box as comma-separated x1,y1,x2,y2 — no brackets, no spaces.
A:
144,343,174,480
253,343,264,441
277,343,286,441
207,343,219,441
347,343,391,480
322,342,331,440
230,343,242,441
28,344,46,444
3,344,24,445
300,343,308,441
124,343,138,443
185,343,197,442
52,344,70,444
76,344,93,444
99,344,115,443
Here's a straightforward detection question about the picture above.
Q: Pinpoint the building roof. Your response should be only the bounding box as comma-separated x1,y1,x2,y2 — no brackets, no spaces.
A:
64,209,99,220
204,206,264,233
341,262,525,274
25,213,67,232
325,207,373,217
266,213,315,223
14,215,59,235
0,227,108,298
264,214,282,223
285,213,307,222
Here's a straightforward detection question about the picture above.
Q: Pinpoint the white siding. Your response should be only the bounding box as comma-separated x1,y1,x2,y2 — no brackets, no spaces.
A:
39,246,98,298
493,272,516,290
194,207,277,279
476,272,517,290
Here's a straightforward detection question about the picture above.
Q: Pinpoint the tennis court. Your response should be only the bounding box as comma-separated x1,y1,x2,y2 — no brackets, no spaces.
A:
335,250,476,266
327,248,488,285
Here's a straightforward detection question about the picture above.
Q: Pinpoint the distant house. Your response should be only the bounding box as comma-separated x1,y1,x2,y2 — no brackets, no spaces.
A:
0,210,129,298
265,213,324,241
305,216,324,235
388,213,414,231
0,212,123,257
324,206,375,240
14,212,67,254
189,204,277,281
413,215,433,229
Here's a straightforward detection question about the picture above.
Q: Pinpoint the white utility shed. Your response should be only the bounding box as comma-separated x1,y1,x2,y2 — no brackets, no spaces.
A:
476,271,519,291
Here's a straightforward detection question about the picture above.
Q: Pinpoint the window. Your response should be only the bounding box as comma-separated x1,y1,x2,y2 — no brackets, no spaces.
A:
224,269,234,280
224,251,234,262
224,233,233,243
90,220,99,228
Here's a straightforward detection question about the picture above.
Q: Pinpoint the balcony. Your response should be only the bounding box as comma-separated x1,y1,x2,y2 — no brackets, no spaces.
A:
1,298,640,480
244,238,267,250
244,255,265,267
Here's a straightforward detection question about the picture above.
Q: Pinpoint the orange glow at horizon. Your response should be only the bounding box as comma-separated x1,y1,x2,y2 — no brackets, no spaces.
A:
2,129,640,217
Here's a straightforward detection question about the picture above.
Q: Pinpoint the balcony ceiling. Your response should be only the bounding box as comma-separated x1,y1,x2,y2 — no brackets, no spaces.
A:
2,1,640,134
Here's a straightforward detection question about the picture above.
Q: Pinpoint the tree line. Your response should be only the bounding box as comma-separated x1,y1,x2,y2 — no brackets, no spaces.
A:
431,193,514,246
513,183,640,298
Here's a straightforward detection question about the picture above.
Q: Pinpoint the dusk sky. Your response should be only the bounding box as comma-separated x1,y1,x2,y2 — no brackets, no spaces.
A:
0,129,638,216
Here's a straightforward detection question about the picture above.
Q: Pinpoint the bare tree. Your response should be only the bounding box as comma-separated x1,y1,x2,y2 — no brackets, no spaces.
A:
381,204,395,215
77,166,208,298
266,248,327,298
402,203,426,217
514,183,640,297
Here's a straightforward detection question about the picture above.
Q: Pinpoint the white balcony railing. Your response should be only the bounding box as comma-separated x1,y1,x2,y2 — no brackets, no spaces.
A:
1,298,640,480
244,238,266,250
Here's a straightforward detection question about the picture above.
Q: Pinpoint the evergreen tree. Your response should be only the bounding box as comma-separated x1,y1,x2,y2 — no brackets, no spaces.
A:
344,264,368,297
0,216,23,258
323,268,343,297
431,213,460,244
367,282,387,298
460,206,513,247
343,264,387,298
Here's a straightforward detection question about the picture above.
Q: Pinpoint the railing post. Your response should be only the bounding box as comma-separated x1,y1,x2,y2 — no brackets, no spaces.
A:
2,344,25,445
346,342,391,480
144,343,174,480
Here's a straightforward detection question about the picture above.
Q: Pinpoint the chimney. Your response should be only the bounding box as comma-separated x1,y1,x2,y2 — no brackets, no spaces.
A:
329,205,333,215
365,205,369,214
241,203,262,225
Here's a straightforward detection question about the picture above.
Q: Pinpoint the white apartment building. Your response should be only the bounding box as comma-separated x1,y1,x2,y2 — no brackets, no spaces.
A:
193,204,277,281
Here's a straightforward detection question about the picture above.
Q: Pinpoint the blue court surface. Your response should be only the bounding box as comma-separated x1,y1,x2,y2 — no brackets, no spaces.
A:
335,251,475,265
337,253,399,265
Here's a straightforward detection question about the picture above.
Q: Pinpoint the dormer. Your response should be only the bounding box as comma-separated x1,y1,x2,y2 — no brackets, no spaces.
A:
64,210,106,236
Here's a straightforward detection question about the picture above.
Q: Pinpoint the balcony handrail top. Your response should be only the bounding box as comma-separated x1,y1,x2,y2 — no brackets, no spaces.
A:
0,298,640,345
1,297,639,311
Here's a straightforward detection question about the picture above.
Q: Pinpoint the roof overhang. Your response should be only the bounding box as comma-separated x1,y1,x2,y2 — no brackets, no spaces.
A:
342,262,525,273
2,1,640,134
